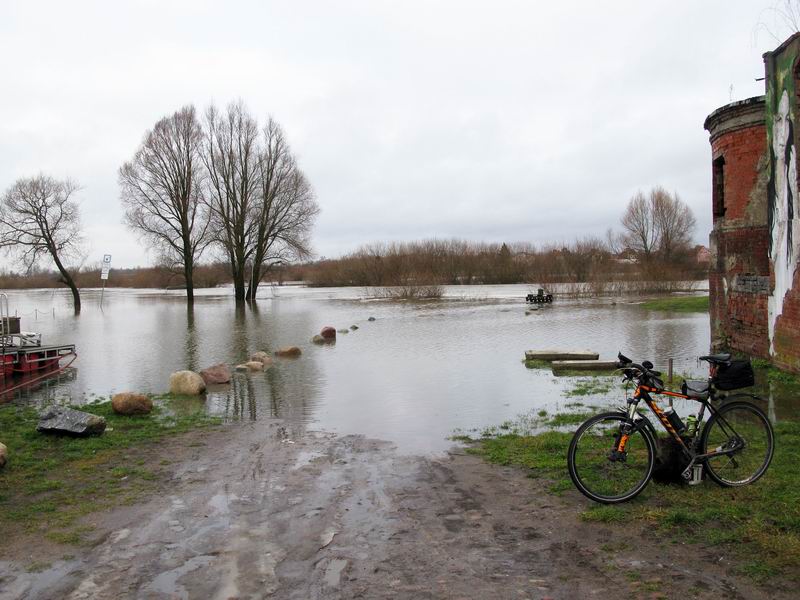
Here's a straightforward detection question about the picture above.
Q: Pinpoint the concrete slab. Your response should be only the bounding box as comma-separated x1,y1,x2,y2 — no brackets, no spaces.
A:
551,360,618,372
525,350,599,362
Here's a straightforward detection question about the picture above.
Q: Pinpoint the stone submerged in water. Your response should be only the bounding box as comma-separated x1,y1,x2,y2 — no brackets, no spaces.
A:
0,442,7,469
200,363,232,385
37,406,107,436
320,326,336,340
311,334,332,345
275,346,302,358
244,361,264,371
169,370,207,395
350,325,359,330
367,317,376,322
250,351,273,366
111,393,153,415
337,328,349,334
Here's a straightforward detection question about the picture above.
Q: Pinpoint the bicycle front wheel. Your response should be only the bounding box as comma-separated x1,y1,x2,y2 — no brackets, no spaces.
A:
701,401,774,487
568,412,655,504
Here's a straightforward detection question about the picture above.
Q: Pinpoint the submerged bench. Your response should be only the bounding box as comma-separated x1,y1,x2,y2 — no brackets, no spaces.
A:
551,360,618,372
525,350,599,362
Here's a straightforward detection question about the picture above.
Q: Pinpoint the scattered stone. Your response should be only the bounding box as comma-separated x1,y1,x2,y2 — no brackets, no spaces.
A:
367,317,376,322
0,442,6,469
235,364,249,372
350,325,359,330
169,370,206,395
37,406,107,436
312,334,333,345
250,351,273,366
337,328,349,334
111,393,153,416
200,363,231,385
525,311,531,316
275,346,302,358
244,361,264,371
320,326,336,340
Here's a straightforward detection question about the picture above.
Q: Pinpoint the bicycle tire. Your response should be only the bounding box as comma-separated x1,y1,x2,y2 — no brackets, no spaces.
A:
568,412,655,503
700,400,774,487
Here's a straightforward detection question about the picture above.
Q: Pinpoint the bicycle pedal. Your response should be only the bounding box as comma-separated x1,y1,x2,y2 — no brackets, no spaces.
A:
688,464,704,486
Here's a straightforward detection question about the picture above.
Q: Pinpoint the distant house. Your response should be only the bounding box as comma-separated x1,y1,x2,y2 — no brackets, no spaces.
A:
694,245,711,265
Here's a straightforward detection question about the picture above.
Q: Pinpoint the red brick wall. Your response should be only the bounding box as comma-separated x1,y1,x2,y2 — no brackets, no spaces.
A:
708,119,770,359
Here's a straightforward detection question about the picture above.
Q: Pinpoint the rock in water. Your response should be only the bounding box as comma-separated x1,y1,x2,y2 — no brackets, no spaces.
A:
275,346,302,358
169,371,207,395
244,361,264,371
37,406,107,436
367,317,376,322
0,442,7,469
350,325,359,330
111,393,153,415
320,326,337,340
200,363,232,385
235,364,249,372
337,328,349,334
250,351,273,366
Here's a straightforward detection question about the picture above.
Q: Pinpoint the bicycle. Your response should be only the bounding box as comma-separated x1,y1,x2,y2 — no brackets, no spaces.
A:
566,352,775,504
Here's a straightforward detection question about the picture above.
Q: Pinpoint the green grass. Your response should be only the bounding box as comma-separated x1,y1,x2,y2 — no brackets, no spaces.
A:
470,418,800,582
640,295,709,313
563,377,613,397
0,398,220,546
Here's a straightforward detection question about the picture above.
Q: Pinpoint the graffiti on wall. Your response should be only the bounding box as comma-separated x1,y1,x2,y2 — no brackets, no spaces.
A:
767,58,800,353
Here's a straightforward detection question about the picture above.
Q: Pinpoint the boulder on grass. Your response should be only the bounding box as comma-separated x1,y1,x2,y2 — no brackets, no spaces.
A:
275,346,302,358
200,363,231,385
169,370,206,395
250,351,273,367
0,442,7,469
320,326,336,340
111,393,153,416
37,406,106,436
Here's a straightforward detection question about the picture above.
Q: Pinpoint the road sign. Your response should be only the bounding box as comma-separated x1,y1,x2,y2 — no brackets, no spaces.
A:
101,254,111,281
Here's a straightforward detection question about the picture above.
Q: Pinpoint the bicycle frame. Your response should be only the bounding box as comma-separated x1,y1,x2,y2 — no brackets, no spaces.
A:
621,383,744,470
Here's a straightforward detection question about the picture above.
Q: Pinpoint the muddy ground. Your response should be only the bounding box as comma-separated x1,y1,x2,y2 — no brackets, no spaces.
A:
0,420,790,600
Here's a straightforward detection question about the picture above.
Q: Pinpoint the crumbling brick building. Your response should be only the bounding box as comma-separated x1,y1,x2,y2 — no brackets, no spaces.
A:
705,34,800,372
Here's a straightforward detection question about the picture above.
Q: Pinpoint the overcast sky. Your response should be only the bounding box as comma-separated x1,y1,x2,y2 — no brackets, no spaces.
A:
0,0,790,268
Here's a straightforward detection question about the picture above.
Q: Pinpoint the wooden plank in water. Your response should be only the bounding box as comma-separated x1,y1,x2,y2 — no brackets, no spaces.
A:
551,360,618,372
525,350,599,362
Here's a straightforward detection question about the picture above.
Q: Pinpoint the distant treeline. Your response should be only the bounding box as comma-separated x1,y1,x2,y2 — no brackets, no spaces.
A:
0,263,231,290
284,238,707,288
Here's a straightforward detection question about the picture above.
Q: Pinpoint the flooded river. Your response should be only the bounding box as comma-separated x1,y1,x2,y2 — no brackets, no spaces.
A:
2,284,788,453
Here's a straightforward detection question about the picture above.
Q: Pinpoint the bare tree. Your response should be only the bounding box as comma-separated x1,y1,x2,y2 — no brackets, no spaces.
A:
621,190,659,261
202,102,261,302
247,118,320,299
651,187,696,261
0,175,84,312
119,105,209,303
620,187,695,263
756,1,800,44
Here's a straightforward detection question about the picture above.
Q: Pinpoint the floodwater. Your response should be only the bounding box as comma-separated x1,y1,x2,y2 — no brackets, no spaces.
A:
1,283,779,454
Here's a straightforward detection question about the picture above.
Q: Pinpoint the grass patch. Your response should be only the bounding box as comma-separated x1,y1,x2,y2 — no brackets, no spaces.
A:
0,398,220,546
640,295,709,313
546,411,596,427
524,359,551,370
563,377,613,398
471,418,800,582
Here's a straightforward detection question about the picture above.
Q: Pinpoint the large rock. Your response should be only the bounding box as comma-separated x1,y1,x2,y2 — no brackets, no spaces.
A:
320,326,336,340
37,406,107,436
244,361,264,371
0,442,6,469
111,393,153,416
200,363,231,385
275,346,302,358
250,352,274,367
169,370,206,395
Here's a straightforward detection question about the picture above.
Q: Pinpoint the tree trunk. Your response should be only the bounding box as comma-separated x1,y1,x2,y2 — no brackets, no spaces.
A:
51,250,81,314
184,260,195,304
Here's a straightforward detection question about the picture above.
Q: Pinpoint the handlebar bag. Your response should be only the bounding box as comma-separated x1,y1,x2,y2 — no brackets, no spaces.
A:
713,360,755,390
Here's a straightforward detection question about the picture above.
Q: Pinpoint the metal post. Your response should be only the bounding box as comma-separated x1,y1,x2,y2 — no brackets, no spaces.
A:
668,358,674,384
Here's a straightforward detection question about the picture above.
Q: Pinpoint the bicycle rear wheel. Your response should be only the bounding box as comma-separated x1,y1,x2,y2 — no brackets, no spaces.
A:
701,401,774,487
568,412,655,503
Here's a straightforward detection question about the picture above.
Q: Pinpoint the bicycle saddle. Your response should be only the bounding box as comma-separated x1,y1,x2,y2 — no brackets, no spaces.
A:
698,353,731,364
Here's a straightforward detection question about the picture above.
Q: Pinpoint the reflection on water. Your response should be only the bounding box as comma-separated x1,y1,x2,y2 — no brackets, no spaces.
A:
0,285,737,452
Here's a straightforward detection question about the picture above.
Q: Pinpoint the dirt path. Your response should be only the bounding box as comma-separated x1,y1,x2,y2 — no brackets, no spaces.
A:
0,420,789,600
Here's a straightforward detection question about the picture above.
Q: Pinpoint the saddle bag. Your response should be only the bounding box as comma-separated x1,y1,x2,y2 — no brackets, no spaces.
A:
712,360,755,391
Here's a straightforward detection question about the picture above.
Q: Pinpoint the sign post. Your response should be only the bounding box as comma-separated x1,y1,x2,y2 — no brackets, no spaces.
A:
100,254,111,309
